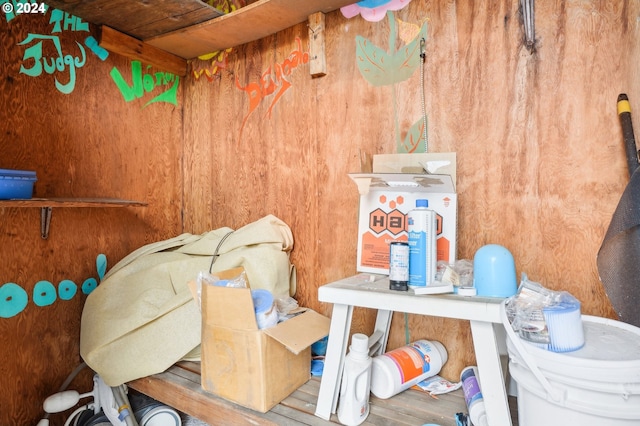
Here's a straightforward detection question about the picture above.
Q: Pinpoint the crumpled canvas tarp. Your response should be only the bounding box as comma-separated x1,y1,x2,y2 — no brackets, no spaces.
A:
80,214,296,386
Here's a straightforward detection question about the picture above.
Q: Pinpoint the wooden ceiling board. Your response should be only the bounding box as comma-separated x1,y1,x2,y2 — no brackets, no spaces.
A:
145,0,355,59
44,0,353,61
130,6,226,39
43,0,224,39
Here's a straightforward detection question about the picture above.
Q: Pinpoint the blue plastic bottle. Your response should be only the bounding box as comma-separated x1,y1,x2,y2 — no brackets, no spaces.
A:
408,199,437,289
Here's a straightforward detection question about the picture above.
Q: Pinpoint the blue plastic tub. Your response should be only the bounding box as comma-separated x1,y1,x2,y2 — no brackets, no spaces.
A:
0,169,37,199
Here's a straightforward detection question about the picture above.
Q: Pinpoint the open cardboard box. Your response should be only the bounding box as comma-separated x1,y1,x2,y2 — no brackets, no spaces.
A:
198,267,330,412
350,153,457,274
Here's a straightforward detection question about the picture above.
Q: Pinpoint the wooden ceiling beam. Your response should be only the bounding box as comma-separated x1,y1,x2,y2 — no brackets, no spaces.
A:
99,26,188,76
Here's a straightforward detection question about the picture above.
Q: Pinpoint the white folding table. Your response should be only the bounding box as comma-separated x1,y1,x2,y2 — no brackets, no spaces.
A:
314,274,512,425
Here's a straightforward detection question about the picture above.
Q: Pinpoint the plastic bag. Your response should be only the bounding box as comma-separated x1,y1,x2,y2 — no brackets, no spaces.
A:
435,259,473,287
505,274,581,346
193,270,249,310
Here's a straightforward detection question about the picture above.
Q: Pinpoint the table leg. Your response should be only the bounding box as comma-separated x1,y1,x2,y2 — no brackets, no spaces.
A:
315,303,354,420
469,320,512,426
370,309,393,356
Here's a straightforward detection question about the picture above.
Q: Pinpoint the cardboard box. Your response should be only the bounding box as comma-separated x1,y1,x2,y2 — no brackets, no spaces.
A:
199,267,330,413
350,153,457,274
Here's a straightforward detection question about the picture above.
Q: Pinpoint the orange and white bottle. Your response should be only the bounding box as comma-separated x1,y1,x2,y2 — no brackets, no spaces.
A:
370,340,447,399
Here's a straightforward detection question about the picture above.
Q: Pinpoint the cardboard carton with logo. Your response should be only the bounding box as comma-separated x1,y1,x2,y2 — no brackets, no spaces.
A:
198,267,330,412
350,153,458,274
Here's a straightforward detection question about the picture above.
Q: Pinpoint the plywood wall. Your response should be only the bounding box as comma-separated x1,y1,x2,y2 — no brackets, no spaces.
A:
184,0,637,381
0,13,183,426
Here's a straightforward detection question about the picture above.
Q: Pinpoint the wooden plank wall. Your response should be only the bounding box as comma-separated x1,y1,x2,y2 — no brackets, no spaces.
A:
184,0,637,382
0,13,183,426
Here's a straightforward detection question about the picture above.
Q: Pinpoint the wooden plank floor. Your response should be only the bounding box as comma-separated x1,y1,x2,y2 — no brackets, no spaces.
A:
128,362,519,425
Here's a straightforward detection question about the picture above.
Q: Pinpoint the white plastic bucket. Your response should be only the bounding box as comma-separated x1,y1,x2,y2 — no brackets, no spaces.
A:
502,302,640,426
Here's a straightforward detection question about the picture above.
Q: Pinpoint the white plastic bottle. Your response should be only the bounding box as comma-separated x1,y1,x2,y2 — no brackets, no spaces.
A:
460,366,488,426
337,333,372,426
370,340,447,399
407,199,437,289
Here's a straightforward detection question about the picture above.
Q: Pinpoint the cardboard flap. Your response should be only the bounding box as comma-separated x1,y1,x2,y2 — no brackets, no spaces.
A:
263,309,330,355
350,176,373,195
349,173,455,195
372,152,457,187
203,285,258,330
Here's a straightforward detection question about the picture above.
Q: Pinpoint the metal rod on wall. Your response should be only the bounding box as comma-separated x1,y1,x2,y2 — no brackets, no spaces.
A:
521,0,536,52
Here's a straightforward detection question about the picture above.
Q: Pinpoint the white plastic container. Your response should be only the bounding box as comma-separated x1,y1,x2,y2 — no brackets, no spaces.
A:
460,366,488,426
504,307,640,426
337,334,372,426
407,199,437,289
370,340,447,399
541,301,584,352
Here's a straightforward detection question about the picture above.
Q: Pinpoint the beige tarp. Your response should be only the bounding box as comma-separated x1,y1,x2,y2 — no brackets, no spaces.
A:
80,215,296,386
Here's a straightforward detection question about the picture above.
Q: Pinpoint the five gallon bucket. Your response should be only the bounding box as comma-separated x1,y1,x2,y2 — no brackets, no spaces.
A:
503,302,640,425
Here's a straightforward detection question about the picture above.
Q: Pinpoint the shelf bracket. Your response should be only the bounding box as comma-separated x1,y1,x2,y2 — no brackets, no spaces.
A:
40,207,52,240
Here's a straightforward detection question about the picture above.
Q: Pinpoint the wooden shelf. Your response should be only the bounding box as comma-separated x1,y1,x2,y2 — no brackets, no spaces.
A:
127,362,497,426
0,198,147,239
0,198,146,208
146,0,354,59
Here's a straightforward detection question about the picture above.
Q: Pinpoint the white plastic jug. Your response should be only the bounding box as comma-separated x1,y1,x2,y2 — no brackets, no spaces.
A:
337,334,372,426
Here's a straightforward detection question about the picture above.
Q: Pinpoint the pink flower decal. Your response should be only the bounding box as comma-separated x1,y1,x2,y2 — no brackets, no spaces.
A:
341,0,412,22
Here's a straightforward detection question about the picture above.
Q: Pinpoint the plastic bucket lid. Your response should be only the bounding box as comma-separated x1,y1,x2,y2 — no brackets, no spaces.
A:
0,169,37,179
511,315,640,384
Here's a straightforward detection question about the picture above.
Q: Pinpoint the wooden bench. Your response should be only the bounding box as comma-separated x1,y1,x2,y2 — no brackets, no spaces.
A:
128,361,518,425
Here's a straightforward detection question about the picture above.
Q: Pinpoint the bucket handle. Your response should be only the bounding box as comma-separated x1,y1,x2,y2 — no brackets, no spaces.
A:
500,300,563,402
